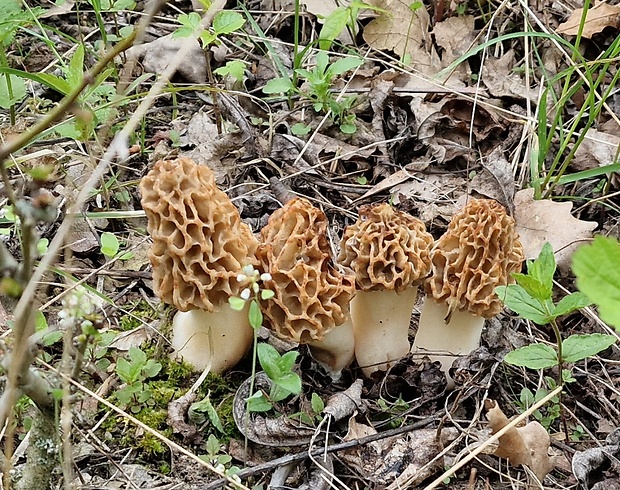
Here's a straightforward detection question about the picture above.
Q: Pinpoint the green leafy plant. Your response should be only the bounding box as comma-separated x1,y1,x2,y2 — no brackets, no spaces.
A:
99,231,134,260
228,265,302,413
199,434,241,479
246,343,303,412
97,0,137,12
570,423,587,441
115,347,162,413
30,44,119,140
573,235,620,330
496,242,616,387
317,0,382,50
213,60,246,83
173,10,245,48
289,392,325,425
263,51,363,133
516,376,566,430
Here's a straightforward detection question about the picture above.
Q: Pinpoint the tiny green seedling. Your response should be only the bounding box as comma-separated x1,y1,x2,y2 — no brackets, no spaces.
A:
213,60,246,83
496,242,616,383
246,343,302,412
115,347,162,413
517,376,565,430
263,51,363,133
173,10,245,48
229,265,302,413
290,122,312,136
100,231,134,260
318,0,383,50
289,392,325,425
199,434,242,479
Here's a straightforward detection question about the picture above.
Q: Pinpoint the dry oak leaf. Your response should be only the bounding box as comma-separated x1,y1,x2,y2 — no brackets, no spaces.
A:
573,127,620,171
363,0,434,74
557,1,620,38
486,399,555,482
514,188,597,271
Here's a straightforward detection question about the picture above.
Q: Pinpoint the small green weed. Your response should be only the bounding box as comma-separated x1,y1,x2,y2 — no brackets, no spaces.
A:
263,51,363,133
173,10,245,48
496,242,616,387
229,265,303,413
317,0,382,50
99,231,134,260
570,423,587,441
246,343,302,412
115,347,163,413
189,391,225,432
0,0,44,123
517,376,566,430
289,392,325,425
200,434,242,480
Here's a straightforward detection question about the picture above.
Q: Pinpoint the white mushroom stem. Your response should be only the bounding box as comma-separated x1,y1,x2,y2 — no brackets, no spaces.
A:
351,288,418,377
171,306,254,374
307,316,355,381
411,298,485,386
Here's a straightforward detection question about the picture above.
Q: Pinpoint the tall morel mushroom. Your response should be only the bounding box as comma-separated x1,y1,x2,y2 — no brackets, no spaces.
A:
140,157,258,373
338,203,434,377
256,198,356,379
411,198,524,384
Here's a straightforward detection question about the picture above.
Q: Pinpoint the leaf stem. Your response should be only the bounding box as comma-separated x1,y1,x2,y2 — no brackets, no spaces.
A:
549,318,569,439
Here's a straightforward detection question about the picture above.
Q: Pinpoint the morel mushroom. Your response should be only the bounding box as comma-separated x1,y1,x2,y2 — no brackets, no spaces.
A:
338,203,434,377
256,198,356,379
140,157,258,373
411,198,524,384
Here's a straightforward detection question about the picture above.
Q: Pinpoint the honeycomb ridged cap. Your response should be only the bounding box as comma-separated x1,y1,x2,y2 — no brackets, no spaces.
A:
139,157,258,312
256,198,355,343
338,203,434,293
426,198,525,318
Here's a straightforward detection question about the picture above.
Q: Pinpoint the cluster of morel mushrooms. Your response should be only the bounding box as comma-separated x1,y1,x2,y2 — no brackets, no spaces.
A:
140,157,525,385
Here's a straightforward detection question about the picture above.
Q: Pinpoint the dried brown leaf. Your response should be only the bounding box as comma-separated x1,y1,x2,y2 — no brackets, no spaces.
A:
573,128,620,171
363,0,433,73
486,399,555,482
481,50,538,101
470,146,516,213
513,188,597,270
557,1,620,38
341,419,458,487
431,15,475,80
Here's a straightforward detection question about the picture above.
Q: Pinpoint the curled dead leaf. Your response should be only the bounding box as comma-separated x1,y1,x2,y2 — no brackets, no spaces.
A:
557,1,620,38
486,399,555,482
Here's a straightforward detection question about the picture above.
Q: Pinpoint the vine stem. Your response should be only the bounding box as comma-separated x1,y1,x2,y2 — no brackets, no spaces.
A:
550,318,570,440
244,298,261,458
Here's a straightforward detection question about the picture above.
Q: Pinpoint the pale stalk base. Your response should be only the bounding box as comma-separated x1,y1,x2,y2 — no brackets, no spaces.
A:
411,298,484,387
307,317,355,381
351,288,418,377
171,307,254,374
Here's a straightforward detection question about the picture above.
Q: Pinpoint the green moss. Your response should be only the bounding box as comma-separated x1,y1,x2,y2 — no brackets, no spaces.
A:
137,432,169,458
149,380,179,406
135,407,168,428
161,356,194,386
119,299,159,331
216,395,238,441
114,408,172,458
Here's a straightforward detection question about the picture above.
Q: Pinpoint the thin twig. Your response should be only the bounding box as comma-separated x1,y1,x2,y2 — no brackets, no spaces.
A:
202,415,441,489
